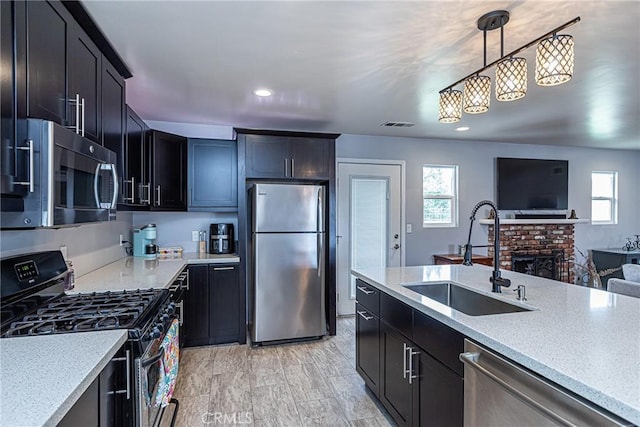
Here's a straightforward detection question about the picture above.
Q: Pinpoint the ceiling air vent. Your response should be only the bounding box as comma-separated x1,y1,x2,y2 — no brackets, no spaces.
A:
380,121,415,128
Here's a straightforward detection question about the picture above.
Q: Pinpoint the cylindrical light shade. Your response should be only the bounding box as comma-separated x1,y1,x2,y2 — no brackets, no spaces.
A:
495,57,527,101
438,89,463,123
463,75,491,114
536,34,574,86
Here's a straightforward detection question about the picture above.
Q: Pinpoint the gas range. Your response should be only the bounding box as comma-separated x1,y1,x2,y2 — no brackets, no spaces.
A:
1,250,185,427
2,289,166,338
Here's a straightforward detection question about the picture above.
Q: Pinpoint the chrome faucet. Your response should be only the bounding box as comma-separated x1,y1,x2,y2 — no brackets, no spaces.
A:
463,200,511,293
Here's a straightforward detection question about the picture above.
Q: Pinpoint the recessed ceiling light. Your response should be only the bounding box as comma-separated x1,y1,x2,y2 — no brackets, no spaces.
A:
253,88,273,97
456,126,470,132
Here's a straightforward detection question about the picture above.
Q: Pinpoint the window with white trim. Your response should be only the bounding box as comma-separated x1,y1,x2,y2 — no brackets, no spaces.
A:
423,164,458,227
591,171,618,224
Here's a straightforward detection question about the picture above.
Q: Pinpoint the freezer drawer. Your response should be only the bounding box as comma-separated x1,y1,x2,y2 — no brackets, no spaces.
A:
252,232,325,342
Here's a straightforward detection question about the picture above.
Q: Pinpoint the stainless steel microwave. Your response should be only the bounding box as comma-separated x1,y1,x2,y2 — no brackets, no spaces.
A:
1,119,118,228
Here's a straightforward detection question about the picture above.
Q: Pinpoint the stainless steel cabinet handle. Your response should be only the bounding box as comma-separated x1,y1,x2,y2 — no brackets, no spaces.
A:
15,140,34,192
124,177,135,203
110,350,132,399
80,97,85,136
213,266,235,271
408,347,420,384
141,183,151,205
156,185,161,206
186,268,190,291
403,343,408,379
459,352,573,426
291,158,295,177
284,158,289,177
177,301,184,326
357,286,374,295
357,310,373,321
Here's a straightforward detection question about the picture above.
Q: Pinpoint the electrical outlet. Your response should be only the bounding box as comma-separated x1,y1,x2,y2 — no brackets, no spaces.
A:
59,245,68,260
119,234,124,246
191,230,199,241
406,223,412,233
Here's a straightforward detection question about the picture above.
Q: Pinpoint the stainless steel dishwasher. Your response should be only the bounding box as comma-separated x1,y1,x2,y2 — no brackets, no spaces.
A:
460,340,632,426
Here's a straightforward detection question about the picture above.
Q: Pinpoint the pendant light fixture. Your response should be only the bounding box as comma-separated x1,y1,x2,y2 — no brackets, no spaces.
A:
496,57,527,101
438,11,580,123
535,34,574,86
438,89,463,123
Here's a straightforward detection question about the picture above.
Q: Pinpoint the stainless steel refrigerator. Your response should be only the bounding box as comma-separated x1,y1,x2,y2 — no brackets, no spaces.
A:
250,183,326,343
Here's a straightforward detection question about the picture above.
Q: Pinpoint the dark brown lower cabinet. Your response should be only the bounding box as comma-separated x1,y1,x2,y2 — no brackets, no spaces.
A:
355,303,380,395
380,321,414,426
356,286,465,427
184,264,240,347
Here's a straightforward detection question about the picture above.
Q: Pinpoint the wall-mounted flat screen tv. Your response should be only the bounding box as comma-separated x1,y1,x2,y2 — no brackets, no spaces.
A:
496,158,568,210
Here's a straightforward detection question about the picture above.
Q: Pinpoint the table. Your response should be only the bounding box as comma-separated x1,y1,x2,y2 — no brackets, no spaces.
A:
433,253,493,266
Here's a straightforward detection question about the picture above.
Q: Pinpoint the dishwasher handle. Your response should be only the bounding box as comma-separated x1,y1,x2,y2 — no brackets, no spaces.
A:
460,351,574,427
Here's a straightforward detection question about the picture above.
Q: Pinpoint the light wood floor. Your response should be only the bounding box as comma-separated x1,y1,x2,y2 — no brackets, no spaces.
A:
161,317,394,426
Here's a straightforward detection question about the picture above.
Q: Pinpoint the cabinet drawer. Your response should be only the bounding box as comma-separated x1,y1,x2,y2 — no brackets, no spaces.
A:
413,310,465,377
380,292,412,339
355,279,380,315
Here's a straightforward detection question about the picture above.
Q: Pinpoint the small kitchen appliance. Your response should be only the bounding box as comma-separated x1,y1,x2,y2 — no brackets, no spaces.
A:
209,223,234,254
133,224,158,258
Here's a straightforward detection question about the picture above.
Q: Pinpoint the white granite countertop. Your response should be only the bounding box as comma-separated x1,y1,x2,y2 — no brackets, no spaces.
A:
71,252,239,293
0,330,128,426
352,264,640,424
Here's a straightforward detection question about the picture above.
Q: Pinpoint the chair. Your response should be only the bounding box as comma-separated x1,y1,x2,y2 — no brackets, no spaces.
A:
607,264,640,298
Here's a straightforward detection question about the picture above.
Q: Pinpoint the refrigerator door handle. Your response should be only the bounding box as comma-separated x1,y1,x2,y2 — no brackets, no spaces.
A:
317,231,323,278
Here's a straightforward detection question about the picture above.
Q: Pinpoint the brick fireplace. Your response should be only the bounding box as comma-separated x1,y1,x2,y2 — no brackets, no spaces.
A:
485,221,576,284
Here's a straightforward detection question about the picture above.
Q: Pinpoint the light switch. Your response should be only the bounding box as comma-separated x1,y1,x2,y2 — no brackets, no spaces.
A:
406,223,412,233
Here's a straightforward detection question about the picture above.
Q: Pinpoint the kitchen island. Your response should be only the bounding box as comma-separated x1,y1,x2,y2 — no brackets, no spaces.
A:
352,264,640,424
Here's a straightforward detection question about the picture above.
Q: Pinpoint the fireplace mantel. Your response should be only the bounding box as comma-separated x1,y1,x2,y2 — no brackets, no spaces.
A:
479,218,589,225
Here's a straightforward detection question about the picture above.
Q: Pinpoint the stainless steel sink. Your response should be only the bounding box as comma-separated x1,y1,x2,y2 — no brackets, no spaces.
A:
403,282,532,316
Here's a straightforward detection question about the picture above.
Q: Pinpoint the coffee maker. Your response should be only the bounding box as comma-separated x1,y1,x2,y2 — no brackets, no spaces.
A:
133,224,158,258
209,223,234,254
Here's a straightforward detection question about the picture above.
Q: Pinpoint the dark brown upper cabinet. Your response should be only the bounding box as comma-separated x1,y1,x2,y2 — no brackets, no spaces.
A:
15,0,130,145
149,130,187,211
241,132,335,180
188,139,238,211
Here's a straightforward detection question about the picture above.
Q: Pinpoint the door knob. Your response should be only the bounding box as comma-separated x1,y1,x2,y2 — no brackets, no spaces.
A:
393,244,400,250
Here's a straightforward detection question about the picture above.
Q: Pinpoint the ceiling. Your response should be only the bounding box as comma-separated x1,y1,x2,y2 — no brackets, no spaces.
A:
82,1,640,150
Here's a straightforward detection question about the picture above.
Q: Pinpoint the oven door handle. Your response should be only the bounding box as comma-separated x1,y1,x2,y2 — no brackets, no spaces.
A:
141,347,165,368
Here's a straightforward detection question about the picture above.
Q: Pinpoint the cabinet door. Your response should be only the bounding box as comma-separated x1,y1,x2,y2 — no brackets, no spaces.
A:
184,265,209,347
68,25,101,142
151,131,187,210
25,0,70,125
290,137,331,179
380,322,414,426
101,61,125,153
1,1,17,196
209,264,240,344
123,106,149,206
245,135,290,178
417,351,463,427
355,303,380,395
188,139,237,210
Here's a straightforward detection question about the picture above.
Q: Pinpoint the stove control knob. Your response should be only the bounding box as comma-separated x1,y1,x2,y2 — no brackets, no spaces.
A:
161,313,170,322
166,303,177,314
150,327,162,339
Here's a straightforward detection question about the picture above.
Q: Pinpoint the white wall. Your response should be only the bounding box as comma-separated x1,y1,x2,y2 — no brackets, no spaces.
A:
336,134,640,267
0,212,133,277
131,212,238,253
